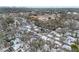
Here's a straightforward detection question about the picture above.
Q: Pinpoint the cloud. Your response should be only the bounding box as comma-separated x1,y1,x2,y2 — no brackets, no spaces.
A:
0,0,78,7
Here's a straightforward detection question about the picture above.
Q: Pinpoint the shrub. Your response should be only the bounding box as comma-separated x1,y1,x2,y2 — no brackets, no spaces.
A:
0,32,5,44
5,17,14,24
71,44,79,52
31,39,45,49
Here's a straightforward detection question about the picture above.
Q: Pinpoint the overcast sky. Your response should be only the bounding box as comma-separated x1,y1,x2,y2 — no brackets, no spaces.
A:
0,0,79,8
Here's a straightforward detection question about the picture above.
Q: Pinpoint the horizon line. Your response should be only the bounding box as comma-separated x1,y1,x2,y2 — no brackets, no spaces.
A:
0,6,79,8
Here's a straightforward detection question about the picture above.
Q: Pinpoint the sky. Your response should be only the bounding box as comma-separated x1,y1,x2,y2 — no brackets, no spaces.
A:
0,0,79,8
